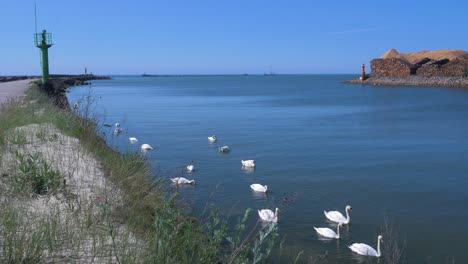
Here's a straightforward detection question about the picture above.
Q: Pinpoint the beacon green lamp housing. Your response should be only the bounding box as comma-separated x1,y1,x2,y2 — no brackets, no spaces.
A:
34,30,53,84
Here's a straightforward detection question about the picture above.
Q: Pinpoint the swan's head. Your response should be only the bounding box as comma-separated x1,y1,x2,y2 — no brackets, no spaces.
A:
115,123,120,127
338,222,344,227
264,185,268,191
346,205,352,212
378,235,383,242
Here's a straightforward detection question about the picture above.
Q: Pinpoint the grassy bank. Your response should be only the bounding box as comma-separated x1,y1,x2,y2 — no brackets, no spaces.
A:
0,82,279,263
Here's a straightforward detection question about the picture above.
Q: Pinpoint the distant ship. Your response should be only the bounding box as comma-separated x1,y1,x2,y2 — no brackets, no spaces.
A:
142,73,178,77
264,65,276,76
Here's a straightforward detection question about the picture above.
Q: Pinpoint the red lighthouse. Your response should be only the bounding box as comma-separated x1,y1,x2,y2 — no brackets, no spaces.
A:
361,64,366,80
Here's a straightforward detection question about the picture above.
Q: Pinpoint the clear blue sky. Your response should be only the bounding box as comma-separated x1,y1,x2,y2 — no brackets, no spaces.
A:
1,0,467,75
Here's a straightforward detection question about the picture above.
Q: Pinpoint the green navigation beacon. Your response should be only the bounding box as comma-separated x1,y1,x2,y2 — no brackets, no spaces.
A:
34,30,53,84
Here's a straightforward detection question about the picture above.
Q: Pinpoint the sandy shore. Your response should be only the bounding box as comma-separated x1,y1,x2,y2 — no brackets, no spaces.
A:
0,82,130,262
0,79,39,105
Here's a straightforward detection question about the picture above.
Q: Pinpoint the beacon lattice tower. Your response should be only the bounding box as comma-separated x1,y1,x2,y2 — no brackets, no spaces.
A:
34,30,53,84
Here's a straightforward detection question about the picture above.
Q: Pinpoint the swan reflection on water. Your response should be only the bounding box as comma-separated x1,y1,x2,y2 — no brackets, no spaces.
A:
241,165,255,174
250,189,268,201
351,253,382,264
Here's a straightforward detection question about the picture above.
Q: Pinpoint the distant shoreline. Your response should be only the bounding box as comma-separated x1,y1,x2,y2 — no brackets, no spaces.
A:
346,75,468,88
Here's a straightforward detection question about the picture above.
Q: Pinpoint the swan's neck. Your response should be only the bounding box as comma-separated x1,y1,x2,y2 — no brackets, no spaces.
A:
336,225,340,238
377,239,381,257
345,209,350,223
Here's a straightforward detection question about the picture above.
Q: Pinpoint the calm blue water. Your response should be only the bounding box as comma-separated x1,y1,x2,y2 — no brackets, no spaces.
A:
68,75,468,263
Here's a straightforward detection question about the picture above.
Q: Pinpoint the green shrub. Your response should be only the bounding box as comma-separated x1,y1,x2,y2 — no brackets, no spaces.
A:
6,130,27,145
35,130,47,142
14,151,63,195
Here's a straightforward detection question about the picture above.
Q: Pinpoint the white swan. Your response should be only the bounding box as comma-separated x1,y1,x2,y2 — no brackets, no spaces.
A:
314,223,343,239
218,146,230,153
141,144,154,151
324,205,352,224
187,164,194,172
258,208,278,223
113,123,122,134
171,177,195,185
208,135,217,142
349,235,383,257
241,160,255,167
129,137,138,143
250,184,267,193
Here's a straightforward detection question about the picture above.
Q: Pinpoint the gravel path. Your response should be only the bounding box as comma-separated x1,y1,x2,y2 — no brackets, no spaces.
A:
347,76,468,88
0,79,38,105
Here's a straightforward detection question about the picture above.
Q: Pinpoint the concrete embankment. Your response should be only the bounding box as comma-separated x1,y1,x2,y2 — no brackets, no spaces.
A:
0,79,39,105
347,76,468,88
0,76,39,83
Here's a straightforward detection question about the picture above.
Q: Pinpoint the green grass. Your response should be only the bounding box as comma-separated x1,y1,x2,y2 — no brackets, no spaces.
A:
0,82,280,263
5,130,27,146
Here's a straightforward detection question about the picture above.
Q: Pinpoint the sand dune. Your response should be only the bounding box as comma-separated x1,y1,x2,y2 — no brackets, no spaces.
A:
381,48,466,64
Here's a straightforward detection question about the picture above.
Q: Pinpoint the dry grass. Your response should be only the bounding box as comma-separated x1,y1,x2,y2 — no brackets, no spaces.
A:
381,48,466,64
381,219,405,264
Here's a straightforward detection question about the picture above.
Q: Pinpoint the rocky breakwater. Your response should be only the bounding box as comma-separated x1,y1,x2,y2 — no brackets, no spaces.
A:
348,49,468,88
39,74,111,108
0,76,40,83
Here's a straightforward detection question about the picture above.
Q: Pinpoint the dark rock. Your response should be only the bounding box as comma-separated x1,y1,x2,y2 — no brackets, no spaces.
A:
39,74,111,109
371,50,467,78
414,57,432,66
416,58,450,77
441,56,468,77
371,58,412,77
